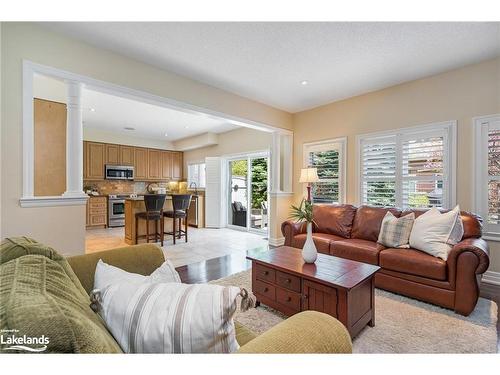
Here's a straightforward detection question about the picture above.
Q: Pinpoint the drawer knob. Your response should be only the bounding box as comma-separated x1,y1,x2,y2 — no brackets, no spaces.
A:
286,278,291,283
264,287,269,292
287,296,292,302
264,271,269,275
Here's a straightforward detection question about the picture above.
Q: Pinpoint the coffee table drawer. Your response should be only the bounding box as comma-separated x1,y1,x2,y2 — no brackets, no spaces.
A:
255,264,276,283
254,280,276,301
276,287,301,313
276,271,301,293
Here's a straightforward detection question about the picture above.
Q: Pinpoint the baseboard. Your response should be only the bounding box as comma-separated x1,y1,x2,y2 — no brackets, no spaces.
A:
268,236,285,247
482,271,500,286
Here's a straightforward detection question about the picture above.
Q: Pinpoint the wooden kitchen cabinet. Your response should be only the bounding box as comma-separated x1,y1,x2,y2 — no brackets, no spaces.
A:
134,147,148,180
171,152,183,180
85,142,105,180
105,144,120,165
86,196,107,228
82,141,182,182
120,145,135,165
160,151,172,179
148,149,161,180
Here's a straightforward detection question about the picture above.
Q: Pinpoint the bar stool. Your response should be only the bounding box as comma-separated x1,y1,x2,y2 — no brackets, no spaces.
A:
135,194,166,246
163,194,192,244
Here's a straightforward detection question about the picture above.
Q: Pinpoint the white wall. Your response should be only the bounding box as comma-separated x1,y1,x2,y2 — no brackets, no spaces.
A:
1,23,291,255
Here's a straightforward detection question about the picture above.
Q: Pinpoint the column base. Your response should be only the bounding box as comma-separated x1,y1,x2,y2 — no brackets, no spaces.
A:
62,190,87,198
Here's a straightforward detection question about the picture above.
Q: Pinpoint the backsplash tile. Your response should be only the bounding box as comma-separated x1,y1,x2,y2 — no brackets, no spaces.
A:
84,180,147,195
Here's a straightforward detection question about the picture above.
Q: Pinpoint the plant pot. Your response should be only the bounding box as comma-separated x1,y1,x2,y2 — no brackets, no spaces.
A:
302,222,318,263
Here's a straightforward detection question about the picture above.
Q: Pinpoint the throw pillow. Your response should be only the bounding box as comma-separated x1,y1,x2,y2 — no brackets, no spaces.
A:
94,259,181,290
377,211,415,248
92,282,251,353
409,206,464,260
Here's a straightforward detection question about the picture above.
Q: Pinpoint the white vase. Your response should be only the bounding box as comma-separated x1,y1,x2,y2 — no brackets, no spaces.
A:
302,222,318,263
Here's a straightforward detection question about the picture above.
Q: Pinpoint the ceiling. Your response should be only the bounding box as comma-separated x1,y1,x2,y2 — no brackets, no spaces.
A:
42,22,500,112
33,74,239,141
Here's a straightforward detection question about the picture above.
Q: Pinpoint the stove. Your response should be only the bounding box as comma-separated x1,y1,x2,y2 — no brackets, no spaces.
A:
107,194,138,227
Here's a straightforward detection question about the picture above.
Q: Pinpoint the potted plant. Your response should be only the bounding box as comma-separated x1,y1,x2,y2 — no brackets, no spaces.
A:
289,198,317,263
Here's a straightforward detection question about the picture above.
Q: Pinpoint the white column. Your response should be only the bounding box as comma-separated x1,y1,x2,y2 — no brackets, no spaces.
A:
62,80,86,198
270,131,281,193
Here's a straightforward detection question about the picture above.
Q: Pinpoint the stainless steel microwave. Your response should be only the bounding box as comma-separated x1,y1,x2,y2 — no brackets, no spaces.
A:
105,165,134,180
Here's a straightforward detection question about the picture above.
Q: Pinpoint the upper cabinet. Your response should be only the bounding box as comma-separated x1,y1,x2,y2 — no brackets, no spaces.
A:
83,141,182,181
134,147,148,180
148,149,161,180
120,145,135,165
85,142,105,180
105,144,120,165
171,152,183,180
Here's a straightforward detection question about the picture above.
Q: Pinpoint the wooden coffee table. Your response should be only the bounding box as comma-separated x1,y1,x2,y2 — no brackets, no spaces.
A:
246,246,380,338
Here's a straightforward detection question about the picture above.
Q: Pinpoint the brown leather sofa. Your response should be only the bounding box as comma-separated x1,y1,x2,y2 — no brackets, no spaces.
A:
281,205,490,316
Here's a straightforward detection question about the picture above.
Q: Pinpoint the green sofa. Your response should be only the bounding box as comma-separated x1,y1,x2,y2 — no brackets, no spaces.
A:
0,237,352,353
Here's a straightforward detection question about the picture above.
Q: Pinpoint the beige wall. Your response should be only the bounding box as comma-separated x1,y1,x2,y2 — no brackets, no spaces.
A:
293,57,500,272
183,127,272,175
0,23,291,256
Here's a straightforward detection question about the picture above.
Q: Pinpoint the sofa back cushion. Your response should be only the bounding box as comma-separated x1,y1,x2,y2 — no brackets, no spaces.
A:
402,209,482,240
0,255,122,353
313,204,357,238
351,206,401,242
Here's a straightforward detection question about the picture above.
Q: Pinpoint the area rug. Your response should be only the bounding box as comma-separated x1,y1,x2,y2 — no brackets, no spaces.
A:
210,270,498,353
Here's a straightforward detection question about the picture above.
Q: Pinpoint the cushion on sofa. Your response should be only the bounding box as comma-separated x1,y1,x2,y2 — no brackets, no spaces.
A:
292,233,344,254
313,204,357,238
379,248,447,281
351,206,401,242
330,239,385,265
0,237,89,300
0,255,122,353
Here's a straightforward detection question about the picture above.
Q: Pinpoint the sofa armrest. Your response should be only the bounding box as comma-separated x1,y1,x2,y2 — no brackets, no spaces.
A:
237,311,352,354
281,220,306,246
448,238,490,275
67,244,165,294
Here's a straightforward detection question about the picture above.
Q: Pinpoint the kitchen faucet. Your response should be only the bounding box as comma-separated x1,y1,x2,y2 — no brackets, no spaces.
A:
189,182,198,195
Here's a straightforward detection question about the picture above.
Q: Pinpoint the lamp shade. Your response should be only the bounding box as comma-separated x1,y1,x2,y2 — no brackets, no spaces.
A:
299,168,319,183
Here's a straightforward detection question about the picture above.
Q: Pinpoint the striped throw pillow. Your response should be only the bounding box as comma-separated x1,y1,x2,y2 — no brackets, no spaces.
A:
377,211,415,248
93,282,245,353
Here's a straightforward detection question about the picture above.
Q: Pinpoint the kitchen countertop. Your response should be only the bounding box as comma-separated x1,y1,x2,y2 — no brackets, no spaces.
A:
125,194,199,201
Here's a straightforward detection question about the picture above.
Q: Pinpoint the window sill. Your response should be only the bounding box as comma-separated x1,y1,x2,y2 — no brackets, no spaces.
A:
19,195,89,208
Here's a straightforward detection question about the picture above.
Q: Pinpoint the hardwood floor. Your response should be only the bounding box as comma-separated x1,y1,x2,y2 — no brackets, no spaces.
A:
177,251,500,351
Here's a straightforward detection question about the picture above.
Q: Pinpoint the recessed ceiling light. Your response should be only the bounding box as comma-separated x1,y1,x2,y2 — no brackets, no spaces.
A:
185,126,189,129
124,127,135,131
164,132,168,137
89,108,96,112
300,80,308,86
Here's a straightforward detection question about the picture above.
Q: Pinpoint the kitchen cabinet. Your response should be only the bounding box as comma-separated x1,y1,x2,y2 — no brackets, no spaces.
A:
85,142,105,180
86,196,107,228
148,149,161,180
105,144,120,165
83,141,182,182
161,151,172,179
171,152,183,180
134,147,148,180
120,145,135,165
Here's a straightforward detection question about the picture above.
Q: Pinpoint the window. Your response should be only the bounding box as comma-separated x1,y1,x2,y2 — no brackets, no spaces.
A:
475,115,500,237
187,162,206,188
358,121,456,209
303,138,346,203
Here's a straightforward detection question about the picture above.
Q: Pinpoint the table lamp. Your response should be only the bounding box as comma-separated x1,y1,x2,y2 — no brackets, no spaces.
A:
299,167,319,201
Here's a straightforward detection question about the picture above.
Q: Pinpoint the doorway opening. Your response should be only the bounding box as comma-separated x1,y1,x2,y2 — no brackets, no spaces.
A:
227,153,269,234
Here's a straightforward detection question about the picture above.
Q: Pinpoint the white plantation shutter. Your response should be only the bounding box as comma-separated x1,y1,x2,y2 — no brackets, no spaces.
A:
359,122,455,209
476,116,500,236
188,163,206,188
204,157,225,228
360,136,397,207
303,139,346,203
401,132,446,208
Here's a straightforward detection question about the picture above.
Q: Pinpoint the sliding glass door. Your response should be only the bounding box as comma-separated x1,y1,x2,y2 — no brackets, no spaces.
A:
227,154,269,234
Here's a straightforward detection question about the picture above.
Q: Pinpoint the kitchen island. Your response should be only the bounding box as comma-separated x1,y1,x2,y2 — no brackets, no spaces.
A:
124,194,202,245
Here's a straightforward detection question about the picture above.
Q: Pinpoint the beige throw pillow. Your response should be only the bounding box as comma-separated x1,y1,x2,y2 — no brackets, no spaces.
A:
377,211,415,248
409,206,464,260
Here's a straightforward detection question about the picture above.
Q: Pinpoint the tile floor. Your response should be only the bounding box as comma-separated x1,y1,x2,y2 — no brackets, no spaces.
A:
85,226,269,267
